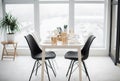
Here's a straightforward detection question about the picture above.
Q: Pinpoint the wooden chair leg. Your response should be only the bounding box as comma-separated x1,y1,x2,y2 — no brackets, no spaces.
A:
1,45,5,60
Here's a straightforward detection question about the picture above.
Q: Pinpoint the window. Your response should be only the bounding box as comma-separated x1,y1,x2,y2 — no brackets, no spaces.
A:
4,0,106,49
6,4,34,47
75,3,105,48
39,4,69,40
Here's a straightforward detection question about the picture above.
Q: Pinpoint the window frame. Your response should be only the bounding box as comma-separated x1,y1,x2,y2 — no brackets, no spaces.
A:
3,0,109,56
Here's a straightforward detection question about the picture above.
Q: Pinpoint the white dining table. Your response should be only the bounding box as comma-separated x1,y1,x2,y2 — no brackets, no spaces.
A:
40,41,83,81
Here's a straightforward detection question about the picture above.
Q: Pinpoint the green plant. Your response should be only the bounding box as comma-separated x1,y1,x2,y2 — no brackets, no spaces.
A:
64,25,67,29
0,13,19,34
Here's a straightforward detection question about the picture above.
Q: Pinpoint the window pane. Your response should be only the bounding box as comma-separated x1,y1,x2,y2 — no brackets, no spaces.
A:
6,4,34,47
75,0,105,1
39,4,68,40
75,4,105,48
39,0,68,1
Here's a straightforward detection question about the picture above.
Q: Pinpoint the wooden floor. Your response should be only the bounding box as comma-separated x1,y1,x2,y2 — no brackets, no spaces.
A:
0,56,120,81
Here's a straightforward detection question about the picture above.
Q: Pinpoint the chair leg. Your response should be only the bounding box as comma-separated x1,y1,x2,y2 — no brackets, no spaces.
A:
66,60,73,77
68,60,75,81
45,61,51,81
48,60,56,77
29,60,37,81
51,60,56,74
35,61,39,76
82,61,90,81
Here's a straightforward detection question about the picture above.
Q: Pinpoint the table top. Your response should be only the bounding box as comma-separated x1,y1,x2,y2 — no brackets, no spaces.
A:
40,40,84,48
1,41,17,44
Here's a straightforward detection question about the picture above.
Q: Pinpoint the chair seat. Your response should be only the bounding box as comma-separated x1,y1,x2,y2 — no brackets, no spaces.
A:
65,51,84,61
33,51,56,60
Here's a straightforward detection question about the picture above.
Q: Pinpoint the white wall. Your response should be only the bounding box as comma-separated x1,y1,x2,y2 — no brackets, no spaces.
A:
0,0,2,18
0,0,3,59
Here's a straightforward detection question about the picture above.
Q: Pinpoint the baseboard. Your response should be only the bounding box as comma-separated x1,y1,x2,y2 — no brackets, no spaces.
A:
2,48,109,56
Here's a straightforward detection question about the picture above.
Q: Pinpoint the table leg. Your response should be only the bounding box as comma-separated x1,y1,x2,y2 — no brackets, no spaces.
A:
4,45,8,55
78,47,82,81
1,45,5,60
13,43,17,60
15,43,18,56
41,47,45,81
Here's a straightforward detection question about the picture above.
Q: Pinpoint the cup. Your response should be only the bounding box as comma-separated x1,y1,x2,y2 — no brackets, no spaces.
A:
61,32,67,37
62,36,68,44
51,36,57,45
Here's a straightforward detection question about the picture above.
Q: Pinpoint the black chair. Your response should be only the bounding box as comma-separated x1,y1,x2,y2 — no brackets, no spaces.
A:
64,35,95,81
25,34,56,81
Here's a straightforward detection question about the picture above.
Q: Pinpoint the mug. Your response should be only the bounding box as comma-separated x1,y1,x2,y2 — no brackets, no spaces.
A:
51,36,57,45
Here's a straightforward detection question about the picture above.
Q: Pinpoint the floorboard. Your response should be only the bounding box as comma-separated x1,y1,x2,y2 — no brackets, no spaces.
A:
0,56,120,81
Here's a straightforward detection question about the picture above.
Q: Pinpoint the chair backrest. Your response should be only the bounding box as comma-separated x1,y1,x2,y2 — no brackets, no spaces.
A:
81,35,95,60
25,34,42,58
